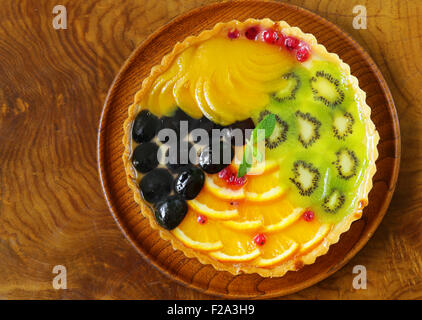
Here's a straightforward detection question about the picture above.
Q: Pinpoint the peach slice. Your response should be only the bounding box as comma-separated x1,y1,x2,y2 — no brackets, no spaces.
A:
173,76,203,119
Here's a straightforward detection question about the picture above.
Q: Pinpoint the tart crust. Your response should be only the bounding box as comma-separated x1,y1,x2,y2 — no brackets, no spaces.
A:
122,19,379,277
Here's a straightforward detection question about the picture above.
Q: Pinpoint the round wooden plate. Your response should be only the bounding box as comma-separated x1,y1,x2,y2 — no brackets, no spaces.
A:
97,1,400,298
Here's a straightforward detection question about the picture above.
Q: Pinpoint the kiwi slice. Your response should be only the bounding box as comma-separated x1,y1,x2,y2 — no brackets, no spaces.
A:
289,160,320,196
333,148,358,180
258,110,288,149
272,72,301,102
295,111,321,148
333,112,354,140
310,71,345,108
322,189,345,214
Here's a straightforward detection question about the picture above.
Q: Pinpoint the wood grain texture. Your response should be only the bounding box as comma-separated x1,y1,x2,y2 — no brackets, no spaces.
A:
99,1,398,298
0,0,417,299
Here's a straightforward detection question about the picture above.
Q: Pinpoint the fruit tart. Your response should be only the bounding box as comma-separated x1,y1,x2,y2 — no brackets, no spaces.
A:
123,19,379,277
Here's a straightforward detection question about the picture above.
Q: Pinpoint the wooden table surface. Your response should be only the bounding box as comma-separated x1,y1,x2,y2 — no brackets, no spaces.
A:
0,0,420,300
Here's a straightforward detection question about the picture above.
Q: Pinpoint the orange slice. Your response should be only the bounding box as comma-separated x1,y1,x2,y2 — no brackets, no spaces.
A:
263,208,304,233
189,189,240,220
299,224,331,255
188,199,238,220
237,197,294,226
255,243,299,267
245,186,284,201
231,147,279,175
283,219,331,255
204,175,245,200
173,210,223,251
209,227,261,262
210,249,261,262
254,233,299,267
246,160,279,176
222,219,263,231
245,170,284,201
173,228,223,251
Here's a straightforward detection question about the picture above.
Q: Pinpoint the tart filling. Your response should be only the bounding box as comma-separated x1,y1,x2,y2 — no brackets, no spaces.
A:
123,19,379,277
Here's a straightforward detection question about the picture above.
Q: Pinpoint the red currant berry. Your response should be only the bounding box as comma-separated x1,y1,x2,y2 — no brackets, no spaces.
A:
218,167,230,180
245,26,259,40
262,29,278,44
253,233,266,246
197,215,207,224
227,173,235,184
233,176,246,187
296,44,310,62
284,36,299,50
275,32,285,46
228,29,240,39
219,167,233,182
303,210,315,222
218,167,247,188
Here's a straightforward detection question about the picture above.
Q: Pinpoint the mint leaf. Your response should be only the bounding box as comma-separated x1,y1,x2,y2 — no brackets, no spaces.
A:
251,113,276,143
237,113,277,178
254,147,264,162
237,144,253,178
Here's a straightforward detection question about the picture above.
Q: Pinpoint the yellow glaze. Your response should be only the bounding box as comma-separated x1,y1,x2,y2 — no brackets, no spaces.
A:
123,19,379,277
173,168,330,267
140,37,297,125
